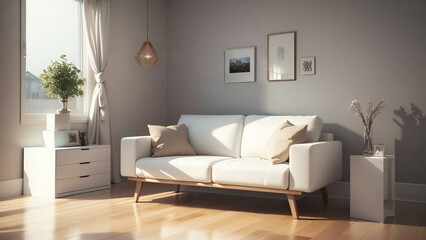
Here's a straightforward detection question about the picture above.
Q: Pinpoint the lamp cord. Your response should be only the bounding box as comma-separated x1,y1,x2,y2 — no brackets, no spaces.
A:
146,0,149,41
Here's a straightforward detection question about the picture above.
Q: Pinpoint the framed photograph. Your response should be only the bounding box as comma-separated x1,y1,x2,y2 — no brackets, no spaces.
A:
267,31,296,81
224,46,256,83
373,144,385,157
67,131,81,147
300,56,316,75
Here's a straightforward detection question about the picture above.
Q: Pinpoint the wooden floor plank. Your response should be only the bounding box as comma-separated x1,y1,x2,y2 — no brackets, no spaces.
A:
295,219,334,238
340,220,376,239
361,222,395,240
0,180,425,240
310,219,353,240
415,227,426,240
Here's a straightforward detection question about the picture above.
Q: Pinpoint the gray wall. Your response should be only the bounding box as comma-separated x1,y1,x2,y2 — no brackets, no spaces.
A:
166,0,426,183
107,0,168,168
1,0,425,186
0,0,168,182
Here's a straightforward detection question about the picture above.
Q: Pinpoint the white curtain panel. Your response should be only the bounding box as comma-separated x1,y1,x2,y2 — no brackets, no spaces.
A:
84,0,120,183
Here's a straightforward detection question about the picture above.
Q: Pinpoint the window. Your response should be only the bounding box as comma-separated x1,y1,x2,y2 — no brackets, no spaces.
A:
21,0,89,123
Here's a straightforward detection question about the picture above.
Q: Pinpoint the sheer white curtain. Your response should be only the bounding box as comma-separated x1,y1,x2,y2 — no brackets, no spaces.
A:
84,0,120,183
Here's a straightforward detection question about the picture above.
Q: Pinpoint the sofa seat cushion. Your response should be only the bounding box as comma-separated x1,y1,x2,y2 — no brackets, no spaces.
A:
212,158,290,189
136,155,232,183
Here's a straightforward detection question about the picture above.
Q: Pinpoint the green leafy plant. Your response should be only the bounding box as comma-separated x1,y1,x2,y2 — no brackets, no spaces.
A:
40,54,85,101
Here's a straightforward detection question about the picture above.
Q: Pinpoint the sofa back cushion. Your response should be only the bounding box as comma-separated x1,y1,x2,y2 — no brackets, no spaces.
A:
241,115,323,158
178,115,245,158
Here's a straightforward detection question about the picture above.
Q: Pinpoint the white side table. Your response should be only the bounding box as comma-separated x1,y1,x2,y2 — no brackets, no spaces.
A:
350,155,395,222
24,145,111,198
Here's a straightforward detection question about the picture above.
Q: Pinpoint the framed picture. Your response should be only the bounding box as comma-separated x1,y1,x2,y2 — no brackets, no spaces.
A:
300,56,316,75
373,144,385,157
267,31,296,81
79,132,89,146
67,131,81,147
224,46,256,83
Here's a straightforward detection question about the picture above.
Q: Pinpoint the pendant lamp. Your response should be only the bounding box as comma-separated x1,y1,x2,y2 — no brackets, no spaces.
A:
135,0,159,67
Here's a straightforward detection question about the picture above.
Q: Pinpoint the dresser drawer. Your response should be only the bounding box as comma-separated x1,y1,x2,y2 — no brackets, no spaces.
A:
56,160,110,180
56,146,110,165
56,173,110,195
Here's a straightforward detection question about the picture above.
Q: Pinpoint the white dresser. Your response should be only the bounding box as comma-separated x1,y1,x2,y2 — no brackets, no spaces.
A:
24,145,111,198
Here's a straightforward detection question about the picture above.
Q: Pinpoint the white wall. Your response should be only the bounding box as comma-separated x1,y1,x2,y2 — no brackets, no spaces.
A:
0,0,168,183
166,0,426,183
0,0,86,182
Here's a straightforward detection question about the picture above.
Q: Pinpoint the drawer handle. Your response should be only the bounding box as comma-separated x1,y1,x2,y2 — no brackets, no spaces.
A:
79,175,90,178
80,162,91,165
81,148,90,151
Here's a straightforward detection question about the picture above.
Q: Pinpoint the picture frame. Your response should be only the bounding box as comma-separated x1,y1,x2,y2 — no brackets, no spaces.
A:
224,46,256,83
67,131,81,147
79,132,89,146
267,31,296,81
300,56,316,75
373,144,385,157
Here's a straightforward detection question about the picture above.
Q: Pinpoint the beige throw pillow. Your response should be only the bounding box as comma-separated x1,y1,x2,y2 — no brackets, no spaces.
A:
148,124,196,157
260,121,308,164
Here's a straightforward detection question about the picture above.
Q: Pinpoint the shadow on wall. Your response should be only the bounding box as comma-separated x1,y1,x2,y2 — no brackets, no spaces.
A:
322,123,363,182
393,103,426,184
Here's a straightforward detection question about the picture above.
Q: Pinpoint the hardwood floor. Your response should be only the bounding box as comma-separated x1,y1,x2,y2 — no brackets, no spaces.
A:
0,180,425,240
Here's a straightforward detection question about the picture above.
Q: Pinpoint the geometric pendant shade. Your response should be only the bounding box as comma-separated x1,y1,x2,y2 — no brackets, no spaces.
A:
135,0,159,67
135,41,159,67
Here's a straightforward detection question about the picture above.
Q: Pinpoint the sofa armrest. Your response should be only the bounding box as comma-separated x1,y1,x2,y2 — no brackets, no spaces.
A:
288,141,342,192
120,136,152,177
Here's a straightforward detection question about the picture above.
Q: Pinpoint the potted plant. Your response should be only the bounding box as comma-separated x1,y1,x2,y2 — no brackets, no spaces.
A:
40,54,85,114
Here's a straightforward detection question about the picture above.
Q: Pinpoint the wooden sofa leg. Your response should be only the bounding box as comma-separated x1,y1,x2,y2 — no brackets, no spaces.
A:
175,184,181,193
134,181,143,203
321,187,328,204
287,194,299,219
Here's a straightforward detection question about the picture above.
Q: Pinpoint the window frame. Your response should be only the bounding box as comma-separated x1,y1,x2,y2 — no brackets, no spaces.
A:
20,0,91,124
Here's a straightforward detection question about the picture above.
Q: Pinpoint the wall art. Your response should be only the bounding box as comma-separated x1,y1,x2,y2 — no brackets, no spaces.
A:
300,56,316,75
224,46,256,83
267,31,296,81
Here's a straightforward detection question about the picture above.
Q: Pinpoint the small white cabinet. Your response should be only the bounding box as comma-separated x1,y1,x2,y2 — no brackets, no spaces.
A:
24,145,111,198
350,155,395,222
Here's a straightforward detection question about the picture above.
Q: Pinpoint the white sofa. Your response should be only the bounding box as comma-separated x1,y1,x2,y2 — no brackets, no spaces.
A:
121,115,342,219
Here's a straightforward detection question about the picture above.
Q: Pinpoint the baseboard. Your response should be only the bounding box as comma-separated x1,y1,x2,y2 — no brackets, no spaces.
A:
394,182,426,203
0,178,23,199
183,181,426,203
319,181,426,203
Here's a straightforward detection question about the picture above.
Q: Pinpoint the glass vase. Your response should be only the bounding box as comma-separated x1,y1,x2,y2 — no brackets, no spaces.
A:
57,98,70,114
363,125,373,155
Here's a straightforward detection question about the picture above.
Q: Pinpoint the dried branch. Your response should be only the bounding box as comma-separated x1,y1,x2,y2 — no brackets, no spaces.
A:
349,99,385,127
